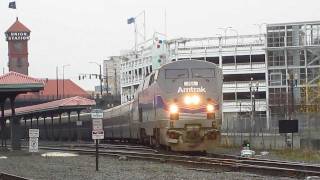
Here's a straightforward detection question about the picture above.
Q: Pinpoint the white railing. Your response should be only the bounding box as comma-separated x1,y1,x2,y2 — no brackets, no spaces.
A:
223,99,267,112
223,81,266,93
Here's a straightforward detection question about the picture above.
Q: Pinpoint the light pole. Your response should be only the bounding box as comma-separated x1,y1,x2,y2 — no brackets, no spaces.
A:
253,23,267,42
62,64,70,99
229,28,239,65
56,66,59,99
249,77,259,142
89,62,103,97
218,27,232,45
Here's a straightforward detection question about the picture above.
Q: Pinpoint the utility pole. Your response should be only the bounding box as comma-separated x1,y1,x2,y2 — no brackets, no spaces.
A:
287,73,298,120
62,64,70,99
89,62,104,97
56,66,59,99
114,68,117,96
286,73,298,149
99,64,102,96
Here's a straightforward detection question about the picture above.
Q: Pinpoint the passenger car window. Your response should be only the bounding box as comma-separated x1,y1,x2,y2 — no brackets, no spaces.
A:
165,69,188,79
149,73,155,86
192,68,215,78
143,76,150,89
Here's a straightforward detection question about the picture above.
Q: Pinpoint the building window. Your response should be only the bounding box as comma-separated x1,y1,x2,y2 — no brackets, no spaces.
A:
306,49,320,66
307,67,320,85
286,30,293,46
305,24,320,45
267,26,285,47
269,69,286,86
269,87,286,105
287,50,304,66
268,50,285,67
269,73,282,86
300,68,306,84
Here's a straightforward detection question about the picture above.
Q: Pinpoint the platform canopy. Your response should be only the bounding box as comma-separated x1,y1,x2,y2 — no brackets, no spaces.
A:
4,96,96,118
0,71,44,150
0,71,44,94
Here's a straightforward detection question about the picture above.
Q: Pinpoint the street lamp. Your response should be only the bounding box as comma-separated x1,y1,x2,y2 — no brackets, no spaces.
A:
89,62,103,96
229,28,239,46
62,64,70,99
249,77,259,141
228,28,239,63
287,73,298,120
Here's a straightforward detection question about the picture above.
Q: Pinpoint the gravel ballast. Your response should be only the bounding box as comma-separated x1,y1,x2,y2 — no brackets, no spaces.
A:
0,150,297,180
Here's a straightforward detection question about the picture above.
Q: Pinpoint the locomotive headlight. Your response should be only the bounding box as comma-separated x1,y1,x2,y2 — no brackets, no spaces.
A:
184,95,200,105
191,95,200,105
169,104,179,114
184,96,192,105
207,104,214,113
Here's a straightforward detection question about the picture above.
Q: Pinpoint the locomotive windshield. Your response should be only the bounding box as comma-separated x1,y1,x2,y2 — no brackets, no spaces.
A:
165,69,188,79
191,68,215,78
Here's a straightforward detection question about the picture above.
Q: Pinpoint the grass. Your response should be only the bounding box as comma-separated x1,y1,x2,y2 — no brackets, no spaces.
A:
270,149,320,163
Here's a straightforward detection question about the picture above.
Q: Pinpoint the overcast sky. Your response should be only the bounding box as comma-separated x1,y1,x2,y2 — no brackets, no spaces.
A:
1,0,319,90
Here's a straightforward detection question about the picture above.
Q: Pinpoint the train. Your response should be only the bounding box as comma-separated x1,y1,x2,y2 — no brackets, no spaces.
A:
30,60,223,152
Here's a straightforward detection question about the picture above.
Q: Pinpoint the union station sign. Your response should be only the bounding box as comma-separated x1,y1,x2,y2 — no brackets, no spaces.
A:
6,32,30,41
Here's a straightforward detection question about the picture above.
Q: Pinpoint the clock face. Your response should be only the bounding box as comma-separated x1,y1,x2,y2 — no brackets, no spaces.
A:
13,42,23,52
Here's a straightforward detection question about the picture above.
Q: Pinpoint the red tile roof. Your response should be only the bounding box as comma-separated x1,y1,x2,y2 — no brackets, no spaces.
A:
41,79,89,97
4,96,96,117
6,18,31,32
16,79,90,99
0,71,43,85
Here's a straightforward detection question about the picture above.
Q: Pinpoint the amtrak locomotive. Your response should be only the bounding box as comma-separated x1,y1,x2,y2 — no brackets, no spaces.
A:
103,60,223,151
33,60,223,152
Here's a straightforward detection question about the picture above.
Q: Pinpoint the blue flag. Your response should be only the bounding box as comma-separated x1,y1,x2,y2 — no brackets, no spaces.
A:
127,17,135,24
9,1,16,9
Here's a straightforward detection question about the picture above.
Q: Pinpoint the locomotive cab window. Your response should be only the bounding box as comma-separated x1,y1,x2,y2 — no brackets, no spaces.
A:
165,69,189,79
192,68,215,78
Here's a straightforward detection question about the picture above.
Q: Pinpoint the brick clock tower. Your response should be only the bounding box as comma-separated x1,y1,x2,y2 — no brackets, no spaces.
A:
5,18,31,75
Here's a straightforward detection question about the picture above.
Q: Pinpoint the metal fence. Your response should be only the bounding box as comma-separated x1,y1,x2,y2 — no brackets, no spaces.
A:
221,111,320,150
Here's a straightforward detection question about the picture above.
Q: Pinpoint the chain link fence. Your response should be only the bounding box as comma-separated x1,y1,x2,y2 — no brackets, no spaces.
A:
221,110,320,150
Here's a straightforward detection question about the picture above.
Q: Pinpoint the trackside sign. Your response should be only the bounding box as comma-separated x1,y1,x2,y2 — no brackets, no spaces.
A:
91,109,104,140
91,109,103,119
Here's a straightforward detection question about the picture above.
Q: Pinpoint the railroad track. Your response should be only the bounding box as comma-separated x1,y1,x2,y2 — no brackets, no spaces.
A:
36,145,320,178
209,153,320,172
0,172,29,180
40,143,158,153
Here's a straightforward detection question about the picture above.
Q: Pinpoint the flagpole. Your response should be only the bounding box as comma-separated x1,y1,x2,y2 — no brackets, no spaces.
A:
9,1,18,19
15,0,18,19
164,9,167,37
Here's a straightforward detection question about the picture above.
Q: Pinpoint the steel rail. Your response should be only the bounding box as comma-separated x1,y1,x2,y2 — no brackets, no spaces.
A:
36,146,320,178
